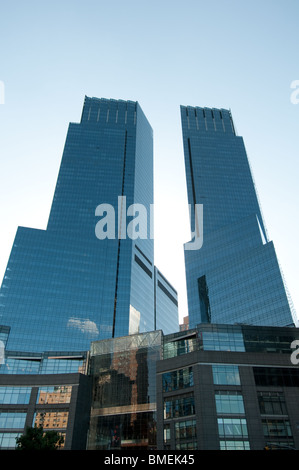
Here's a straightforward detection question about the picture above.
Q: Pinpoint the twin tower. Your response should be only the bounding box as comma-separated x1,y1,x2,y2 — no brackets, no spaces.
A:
0,97,296,354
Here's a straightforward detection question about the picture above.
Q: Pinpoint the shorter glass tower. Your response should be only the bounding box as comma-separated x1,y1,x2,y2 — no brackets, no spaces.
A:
181,105,297,328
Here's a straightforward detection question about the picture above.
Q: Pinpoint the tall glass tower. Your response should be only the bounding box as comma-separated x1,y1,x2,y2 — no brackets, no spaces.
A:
0,97,178,353
181,105,297,328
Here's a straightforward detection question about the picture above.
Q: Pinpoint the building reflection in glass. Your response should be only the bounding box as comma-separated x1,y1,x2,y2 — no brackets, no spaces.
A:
87,331,162,450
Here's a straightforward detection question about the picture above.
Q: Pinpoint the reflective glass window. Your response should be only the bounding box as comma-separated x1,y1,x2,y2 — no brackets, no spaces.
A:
175,419,197,441
258,392,287,415
218,418,248,438
212,365,240,385
0,432,21,449
33,411,69,430
162,367,193,392
36,386,72,404
262,419,292,438
203,331,245,352
0,386,31,404
215,392,245,415
164,395,195,419
220,440,250,450
0,413,26,429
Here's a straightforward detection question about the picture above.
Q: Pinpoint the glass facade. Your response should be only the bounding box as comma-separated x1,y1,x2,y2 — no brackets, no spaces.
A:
155,268,179,334
0,367,91,450
163,331,198,359
0,326,9,348
181,105,297,328
215,391,249,449
163,323,299,359
158,323,299,450
0,386,31,404
202,329,245,352
0,350,87,375
257,390,294,449
87,331,162,450
161,362,197,450
0,97,178,353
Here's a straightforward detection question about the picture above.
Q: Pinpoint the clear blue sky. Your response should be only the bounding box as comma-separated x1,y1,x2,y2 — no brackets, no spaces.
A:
0,0,298,323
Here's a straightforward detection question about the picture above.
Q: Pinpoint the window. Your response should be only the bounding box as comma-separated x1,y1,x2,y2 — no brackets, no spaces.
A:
2,357,41,374
0,432,22,449
36,385,72,404
163,335,197,359
262,419,292,438
33,411,69,430
0,386,31,405
215,391,245,415
212,365,240,385
176,441,197,450
220,440,250,450
253,367,299,387
40,356,86,374
162,367,193,392
175,419,197,450
258,392,287,415
218,418,248,438
0,413,26,429
203,331,245,352
175,419,197,441
164,424,170,443
164,395,195,419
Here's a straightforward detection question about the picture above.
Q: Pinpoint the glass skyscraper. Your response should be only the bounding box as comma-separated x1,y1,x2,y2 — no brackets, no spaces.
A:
0,97,178,353
181,106,297,328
